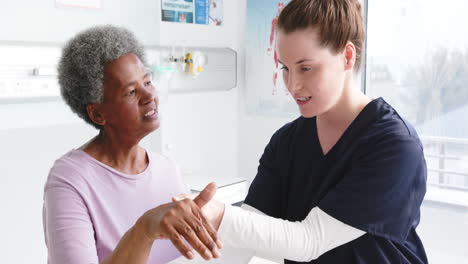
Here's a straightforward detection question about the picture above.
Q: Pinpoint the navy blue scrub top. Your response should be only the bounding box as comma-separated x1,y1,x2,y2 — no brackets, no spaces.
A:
244,98,428,264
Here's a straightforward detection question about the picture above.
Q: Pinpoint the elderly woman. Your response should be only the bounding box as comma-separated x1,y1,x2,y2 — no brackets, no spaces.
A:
42,25,221,264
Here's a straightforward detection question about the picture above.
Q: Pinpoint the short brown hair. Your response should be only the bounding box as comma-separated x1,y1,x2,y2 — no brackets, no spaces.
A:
277,0,365,72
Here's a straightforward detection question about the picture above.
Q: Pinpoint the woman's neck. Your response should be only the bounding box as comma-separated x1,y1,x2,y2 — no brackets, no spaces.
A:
318,79,370,131
81,131,148,174
315,77,371,155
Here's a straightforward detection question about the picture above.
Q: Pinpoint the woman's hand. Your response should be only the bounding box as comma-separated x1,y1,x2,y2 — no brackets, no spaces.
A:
172,183,226,231
137,184,222,260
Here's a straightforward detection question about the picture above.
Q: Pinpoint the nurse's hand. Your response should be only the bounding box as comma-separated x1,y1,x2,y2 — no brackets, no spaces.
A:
138,184,221,260
173,183,226,231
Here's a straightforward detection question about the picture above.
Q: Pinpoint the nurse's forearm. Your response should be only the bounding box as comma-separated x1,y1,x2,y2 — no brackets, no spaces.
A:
219,205,365,262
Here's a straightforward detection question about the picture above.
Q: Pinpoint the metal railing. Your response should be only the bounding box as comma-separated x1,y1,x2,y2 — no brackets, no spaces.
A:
421,136,468,191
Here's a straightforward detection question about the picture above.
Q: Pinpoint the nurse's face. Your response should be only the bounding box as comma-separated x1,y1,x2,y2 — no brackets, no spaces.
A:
277,28,349,118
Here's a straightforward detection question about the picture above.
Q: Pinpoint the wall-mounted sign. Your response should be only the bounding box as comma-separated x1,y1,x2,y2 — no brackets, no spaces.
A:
194,0,209,24
162,0,194,24
162,0,223,26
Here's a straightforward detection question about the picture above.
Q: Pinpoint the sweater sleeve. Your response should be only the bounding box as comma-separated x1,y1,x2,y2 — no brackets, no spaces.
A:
43,179,99,264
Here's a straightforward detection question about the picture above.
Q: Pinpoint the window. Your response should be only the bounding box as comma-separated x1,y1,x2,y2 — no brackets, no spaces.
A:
365,0,468,262
366,0,468,195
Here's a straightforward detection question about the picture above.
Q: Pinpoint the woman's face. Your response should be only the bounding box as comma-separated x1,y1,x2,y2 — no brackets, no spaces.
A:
99,53,159,140
277,28,348,118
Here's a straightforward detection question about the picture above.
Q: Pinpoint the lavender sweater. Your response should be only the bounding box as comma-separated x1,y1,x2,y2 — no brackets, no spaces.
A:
43,149,187,264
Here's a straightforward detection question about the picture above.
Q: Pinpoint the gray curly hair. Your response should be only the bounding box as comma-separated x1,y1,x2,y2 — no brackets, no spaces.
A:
58,25,147,129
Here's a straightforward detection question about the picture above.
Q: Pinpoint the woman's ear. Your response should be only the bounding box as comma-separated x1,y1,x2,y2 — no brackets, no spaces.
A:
86,104,106,126
344,42,357,71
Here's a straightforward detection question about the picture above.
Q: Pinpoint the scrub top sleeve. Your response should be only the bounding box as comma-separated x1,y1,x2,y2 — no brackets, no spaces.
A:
318,136,427,243
244,130,284,218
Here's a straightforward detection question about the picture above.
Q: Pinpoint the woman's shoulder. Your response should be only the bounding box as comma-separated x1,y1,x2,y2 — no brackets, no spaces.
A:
270,116,307,142
355,98,418,140
355,99,423,155
45,149,94,189
51,149,92,171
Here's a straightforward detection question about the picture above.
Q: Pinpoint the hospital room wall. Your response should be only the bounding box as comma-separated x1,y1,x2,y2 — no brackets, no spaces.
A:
0,1,245,263
156,0,243,182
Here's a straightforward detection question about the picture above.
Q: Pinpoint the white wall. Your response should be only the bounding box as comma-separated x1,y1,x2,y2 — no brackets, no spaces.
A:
0,119,97,263
418,202,468,263
233,0,292,182
0,0,160,45
155,0,242,184
237,115,290,181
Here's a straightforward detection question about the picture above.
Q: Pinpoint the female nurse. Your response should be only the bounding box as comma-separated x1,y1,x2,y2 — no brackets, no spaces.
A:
179,0,428,263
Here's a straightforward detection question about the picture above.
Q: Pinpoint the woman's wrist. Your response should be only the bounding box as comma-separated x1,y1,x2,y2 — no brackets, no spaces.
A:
134,214,156,246
101,216,154,264
212,201,226,230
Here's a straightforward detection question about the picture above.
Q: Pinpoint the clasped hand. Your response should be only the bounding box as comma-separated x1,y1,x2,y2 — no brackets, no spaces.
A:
139,182,225,260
